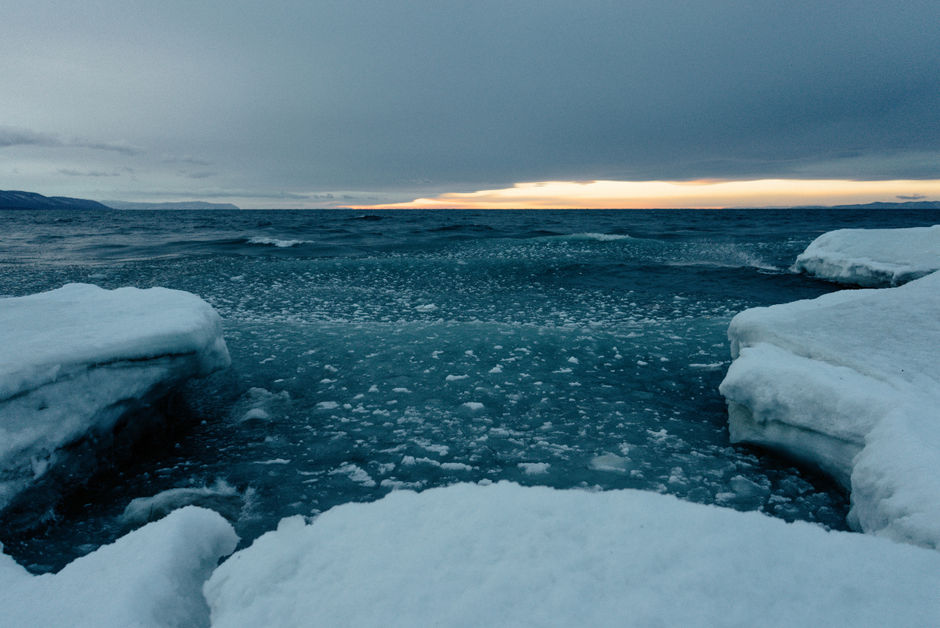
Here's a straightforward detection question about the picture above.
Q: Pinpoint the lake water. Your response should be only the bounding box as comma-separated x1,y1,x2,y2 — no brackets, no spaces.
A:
2,207,938,572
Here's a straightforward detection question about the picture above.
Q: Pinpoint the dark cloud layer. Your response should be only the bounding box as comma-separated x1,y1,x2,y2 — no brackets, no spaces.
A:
3,1,939,200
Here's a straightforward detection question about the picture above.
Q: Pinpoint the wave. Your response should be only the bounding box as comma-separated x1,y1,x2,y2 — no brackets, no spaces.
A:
247,236,312,248
569,232,633,241
665,258,783,273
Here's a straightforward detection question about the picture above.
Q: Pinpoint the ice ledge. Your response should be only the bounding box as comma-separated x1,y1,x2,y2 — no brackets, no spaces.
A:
792,224,940,287
0,284,230,511
720,271,940,549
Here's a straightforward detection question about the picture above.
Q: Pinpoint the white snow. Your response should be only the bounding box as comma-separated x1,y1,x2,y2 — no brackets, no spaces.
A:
0,506,237,628
720,271,940,548
793,225,940,286
517,461,550,475
205,482,940,628
589,453,630,473
0,284,230,510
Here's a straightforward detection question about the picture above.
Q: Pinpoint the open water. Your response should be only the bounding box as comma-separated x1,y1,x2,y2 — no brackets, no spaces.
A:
2,207,938,572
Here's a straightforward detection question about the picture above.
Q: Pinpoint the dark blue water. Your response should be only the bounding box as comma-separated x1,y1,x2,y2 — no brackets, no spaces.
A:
2,208,938,572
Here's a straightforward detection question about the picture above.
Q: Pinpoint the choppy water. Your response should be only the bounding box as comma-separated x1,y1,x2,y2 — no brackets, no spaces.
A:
2,208,938,572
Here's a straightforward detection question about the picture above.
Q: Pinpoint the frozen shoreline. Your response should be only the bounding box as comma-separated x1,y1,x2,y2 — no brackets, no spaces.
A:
0,284,230,512
723,227,940,548
793,224,940,286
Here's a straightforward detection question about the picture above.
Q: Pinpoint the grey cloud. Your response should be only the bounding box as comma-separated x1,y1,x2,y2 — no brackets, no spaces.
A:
0,126,61,148
4,1,940,198
897,194,926,200
58,168,121,177
0,125,141,155
164,155,212,166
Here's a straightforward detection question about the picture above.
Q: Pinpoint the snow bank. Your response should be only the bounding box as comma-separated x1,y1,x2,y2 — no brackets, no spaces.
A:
793,224,940,286
206,482,940,628
0,284,230,510
720,271,940,548
0,506,238,628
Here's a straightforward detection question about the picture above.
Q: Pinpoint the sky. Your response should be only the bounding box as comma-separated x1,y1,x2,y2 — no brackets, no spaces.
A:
2,1,939,209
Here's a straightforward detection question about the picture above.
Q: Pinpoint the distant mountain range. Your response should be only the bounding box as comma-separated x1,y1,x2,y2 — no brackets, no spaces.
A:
102,200,241,210
0,190,240,211
0,190,111,211
808,200,940,210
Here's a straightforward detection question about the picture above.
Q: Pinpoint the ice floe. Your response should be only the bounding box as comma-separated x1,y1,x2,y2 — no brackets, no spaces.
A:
0,506,237,628
793,224,940,286
720,271,940,548
0,283,230,511
120,480,242,527
205,482,940,627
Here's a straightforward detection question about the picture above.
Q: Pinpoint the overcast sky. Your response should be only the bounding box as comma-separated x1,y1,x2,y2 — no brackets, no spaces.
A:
2,1,939,207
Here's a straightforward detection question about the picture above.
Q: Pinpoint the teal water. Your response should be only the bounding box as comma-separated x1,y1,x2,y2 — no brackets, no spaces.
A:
2,208,938,572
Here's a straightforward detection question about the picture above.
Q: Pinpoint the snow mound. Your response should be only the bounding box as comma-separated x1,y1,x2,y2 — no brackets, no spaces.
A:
793,225,940,286
0,506,238,628
720,271,940,548
0,284,230,510
206,482,940,627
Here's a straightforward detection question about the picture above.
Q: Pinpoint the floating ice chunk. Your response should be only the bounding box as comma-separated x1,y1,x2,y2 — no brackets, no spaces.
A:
205,483,940,628
240,407,271,421
517,462,551,475
330,463,376,488
0,284,229,511
720,271,940,548
440,462,473,472
1,506,237,628
793,225,940,287
445,374,469,381
461,402,484,411
316,401,339,410
414,304,438,312
488,365,503,374
589,453,631,473
120,480,241,527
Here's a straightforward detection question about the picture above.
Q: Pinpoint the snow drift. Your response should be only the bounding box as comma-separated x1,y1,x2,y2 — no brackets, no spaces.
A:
793,224,940,286
0,506,237,628
205,482,940,628
720,271,940,548
0,283,230,511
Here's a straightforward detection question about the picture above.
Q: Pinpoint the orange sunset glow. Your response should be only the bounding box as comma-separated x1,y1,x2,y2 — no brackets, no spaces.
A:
355,179,940,210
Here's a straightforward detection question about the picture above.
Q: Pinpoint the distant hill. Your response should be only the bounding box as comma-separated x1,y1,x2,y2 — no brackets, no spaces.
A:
807,200,940,210
103,200,241,210
0,190,111,211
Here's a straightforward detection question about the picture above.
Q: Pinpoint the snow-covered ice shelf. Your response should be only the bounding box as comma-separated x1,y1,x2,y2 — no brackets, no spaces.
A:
0,284,230,511
205,482,940,628
793,224,940,286
720,271,940,548
0,506,237,628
